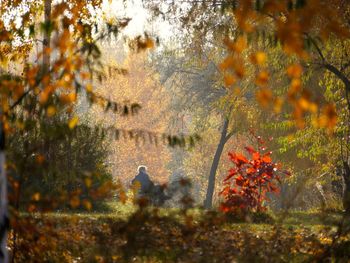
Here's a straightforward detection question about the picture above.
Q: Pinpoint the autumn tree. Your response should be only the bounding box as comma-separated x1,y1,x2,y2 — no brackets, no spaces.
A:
86,52,172,185
154,39,265,208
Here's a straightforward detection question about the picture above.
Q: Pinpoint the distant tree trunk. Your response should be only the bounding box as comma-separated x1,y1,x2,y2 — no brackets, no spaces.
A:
43,0,51,74
316,182,327,208
342,161,350,214
204,117,232,209
312,41,350,213
0,122,8,263
43,0,52,194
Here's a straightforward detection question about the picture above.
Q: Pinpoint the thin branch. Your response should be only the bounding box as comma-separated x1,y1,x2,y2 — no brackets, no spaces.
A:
341,60,350,71
10,89,32,111
224,130,234,143
306,34,350,112
306,34,326,62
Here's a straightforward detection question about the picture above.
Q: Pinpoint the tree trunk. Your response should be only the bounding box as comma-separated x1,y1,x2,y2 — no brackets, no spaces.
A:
324,64,350,112
0,123,8,262
319,52,350,213
316,182,327,208
204,117,231,209
342,161,350,214
43,0,51,74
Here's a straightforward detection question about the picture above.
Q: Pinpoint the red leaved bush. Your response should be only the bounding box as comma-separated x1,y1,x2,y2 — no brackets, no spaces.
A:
220,134,290,213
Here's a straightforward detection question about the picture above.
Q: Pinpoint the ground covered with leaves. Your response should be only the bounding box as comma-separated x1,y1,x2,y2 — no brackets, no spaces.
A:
9,202,350,263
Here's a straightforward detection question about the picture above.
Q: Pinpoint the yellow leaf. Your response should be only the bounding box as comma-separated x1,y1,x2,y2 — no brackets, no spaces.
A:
34,87,40,95
68,116,79,129
145,38,155,49
46,106,56,117
290,78,301,93
86,84,93,93
287,134,295,142
39,92,49,104
298,97,310,110
32,192,41,201
60,93,77,104
309,102,318,113
85,178,92,188
311,115,320,127
82,199,92,210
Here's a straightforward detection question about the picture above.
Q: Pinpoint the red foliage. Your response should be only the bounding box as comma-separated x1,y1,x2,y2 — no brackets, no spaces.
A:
220,134,289,213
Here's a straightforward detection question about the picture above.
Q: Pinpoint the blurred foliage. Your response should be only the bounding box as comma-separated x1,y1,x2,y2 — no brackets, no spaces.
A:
7,114,113,212
8,203,350,262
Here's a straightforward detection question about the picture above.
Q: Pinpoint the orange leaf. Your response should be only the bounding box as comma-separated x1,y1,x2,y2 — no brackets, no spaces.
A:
224,74,236,87
255,70,269,86
234,64,245,78
256,88,273,107
35,154,45,164
262,154,272,163
70,196,80,208
219,56,234,71
287,64,303,78
319,104,337,130
273,97,283,113
250,51,266,65
234,36,247,53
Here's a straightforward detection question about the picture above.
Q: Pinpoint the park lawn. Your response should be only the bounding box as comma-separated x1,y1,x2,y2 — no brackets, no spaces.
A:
12,202,348,262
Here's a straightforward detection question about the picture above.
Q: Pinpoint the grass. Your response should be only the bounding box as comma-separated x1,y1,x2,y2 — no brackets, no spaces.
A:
36,200,344,231
13,201,349,262
45,200,344,225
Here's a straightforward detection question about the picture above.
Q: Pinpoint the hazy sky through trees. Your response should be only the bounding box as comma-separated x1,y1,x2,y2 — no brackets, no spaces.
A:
102,0,174,40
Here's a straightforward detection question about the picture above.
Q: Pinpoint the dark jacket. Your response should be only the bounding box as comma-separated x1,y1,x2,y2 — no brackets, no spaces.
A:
132,171,154,193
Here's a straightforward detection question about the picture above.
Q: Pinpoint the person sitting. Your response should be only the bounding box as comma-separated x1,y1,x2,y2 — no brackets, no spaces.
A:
131,165,154,198
151,184,171,206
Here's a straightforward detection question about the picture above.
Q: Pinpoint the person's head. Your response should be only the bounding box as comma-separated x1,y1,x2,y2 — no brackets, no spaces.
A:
138,165,147,173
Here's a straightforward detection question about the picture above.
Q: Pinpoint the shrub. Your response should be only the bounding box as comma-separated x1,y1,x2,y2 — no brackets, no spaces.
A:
7,115,113,212
220,134,289,214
